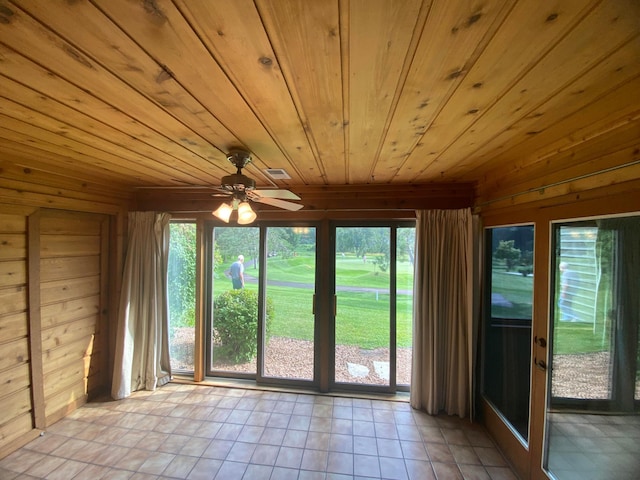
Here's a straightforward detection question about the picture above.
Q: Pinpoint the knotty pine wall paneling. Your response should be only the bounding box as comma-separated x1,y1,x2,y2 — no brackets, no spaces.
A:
0,207,35,458
37,210,110,426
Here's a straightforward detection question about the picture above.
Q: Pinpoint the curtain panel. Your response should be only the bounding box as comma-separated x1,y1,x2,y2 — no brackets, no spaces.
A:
411,208,476,418
112,211,172,400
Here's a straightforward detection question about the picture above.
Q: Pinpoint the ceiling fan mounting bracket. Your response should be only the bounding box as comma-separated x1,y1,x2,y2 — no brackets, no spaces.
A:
226,149,252,170
221,149,255,191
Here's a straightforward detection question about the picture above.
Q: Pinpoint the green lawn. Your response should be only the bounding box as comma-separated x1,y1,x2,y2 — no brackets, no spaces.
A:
210,253,413,349
490,265,611,355
490,269,534,319
260,253,414,289
553,322,610,355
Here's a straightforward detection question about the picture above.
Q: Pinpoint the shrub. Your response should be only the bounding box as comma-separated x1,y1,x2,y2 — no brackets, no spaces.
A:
518,266,533,277
213,289,274,363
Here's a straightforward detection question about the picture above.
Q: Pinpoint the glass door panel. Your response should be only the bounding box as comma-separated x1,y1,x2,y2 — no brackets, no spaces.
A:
168,222,196,373
262,226,316,381
482,225,534,442
396,227,415,387
334,227,391,387
209,226,260,376
545,216,640,480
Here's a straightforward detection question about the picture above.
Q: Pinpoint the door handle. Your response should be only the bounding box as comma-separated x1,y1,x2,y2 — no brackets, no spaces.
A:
534,336,547,348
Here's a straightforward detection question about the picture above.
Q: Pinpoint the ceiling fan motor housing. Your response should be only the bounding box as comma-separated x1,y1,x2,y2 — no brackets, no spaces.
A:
221,172,256,191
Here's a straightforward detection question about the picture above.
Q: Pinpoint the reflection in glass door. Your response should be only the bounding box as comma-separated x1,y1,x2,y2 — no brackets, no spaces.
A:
396,227,415,387
545,216,640,480
333,225,414,390
262,226,316,382
482,225,534,442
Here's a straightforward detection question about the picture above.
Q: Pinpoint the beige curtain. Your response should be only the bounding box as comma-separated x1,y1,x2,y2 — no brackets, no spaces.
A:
410,208,474,417
112,211,172,400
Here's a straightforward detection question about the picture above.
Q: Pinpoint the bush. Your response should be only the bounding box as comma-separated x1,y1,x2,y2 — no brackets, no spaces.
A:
518,266,533,277
213,289,274,363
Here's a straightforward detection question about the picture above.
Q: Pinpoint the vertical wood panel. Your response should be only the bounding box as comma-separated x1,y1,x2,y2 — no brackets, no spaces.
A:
37,209,109,424
0,209,34,456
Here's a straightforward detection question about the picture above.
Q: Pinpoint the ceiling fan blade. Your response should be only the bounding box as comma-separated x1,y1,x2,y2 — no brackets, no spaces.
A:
253,189,301,200
253,196,303,211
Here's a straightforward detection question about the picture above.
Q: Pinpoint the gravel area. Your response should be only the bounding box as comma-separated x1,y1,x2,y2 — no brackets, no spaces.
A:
170,328,412,385
171,329,638,398
552,352,612,399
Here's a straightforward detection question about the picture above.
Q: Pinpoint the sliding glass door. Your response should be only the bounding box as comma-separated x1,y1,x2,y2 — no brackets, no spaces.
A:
183,220,415,392
544,216,640,480
332,224,414,392
262,226,316,382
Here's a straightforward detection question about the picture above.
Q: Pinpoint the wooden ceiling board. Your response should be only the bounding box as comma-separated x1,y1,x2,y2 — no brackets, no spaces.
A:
15,0,236,178
0,144,139,190
0,96,212,185
0,113,205,185
402,0,601,181
433,0,640,181
475,121,640,204
175,0,318,185
345,0,423,184
0,159,133,200
0,45,225,185
91,0,294,179
0,0,637,207
256,0,346,183
0,4,227,185
372,0,516,183
465,69,640,186
0,74,225,184
479,162,640,212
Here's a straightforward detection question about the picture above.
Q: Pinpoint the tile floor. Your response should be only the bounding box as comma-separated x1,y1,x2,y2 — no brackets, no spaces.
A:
546,411,640,480
0,383,518,479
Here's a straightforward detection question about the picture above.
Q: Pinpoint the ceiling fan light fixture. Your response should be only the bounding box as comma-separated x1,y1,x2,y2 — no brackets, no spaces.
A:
237,201,257,225
212,202,233,223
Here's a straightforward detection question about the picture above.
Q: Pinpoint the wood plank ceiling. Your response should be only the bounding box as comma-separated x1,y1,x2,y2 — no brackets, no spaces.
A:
0,0,638,209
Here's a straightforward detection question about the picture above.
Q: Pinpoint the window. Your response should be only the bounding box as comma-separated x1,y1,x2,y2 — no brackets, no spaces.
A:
482,225,534,442
168,221,197,372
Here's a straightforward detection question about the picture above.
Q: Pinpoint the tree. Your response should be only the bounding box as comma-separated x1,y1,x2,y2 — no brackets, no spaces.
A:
168,223,197,327
214,226,259,269
495,240,521,271
397,227,415,264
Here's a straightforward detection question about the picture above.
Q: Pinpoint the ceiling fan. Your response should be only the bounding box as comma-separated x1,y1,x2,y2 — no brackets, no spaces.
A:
212,150,303,224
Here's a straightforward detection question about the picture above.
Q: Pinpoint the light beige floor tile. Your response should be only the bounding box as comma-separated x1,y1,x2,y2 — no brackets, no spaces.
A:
354,453,381,477
432,461,464,480
0,385,521,480
275,446,304,469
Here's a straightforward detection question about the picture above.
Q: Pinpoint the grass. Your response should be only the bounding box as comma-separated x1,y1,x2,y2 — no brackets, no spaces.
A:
490,264,612,356
210,281,413,349
208,253,414,349
263,253,414,289
553,321,610,355
491,269,534,320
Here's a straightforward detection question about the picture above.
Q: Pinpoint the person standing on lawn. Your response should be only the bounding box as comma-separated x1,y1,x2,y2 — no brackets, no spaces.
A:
228,255,245,289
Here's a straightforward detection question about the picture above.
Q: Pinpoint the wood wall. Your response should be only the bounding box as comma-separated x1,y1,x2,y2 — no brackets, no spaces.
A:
37,211,109,425
0,207,32,457
0,163,131,458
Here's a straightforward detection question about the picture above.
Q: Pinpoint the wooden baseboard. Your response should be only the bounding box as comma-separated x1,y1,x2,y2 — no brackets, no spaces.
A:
0,429,42,460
